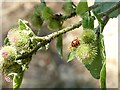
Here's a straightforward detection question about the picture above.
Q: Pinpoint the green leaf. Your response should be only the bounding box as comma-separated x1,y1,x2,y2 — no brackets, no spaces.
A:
56,35,63,57
41,6,53,20
62,2,75,14
84,34,106,79
109,8,120,18
100,62,106,89
48,19,62,30
76,0,89,17
34,3,46,16
93,1,120,18
4,37,10,46
30,13,44,29
18,19,28,30
18,19,35,37
92,11,103,24
82,13,95,30
67,51,75,62
13,72,24,90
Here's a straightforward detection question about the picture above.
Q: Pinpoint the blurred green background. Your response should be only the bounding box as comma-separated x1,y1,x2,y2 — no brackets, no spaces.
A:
1,1,118,88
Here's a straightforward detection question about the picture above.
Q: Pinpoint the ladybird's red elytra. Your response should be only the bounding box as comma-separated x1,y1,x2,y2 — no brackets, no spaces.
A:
71,39,80,47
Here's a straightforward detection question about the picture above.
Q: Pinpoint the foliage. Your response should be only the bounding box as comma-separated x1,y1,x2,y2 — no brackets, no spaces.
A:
93,0,120,18
1,0,120,90
76,0,89,17
62,1,75,14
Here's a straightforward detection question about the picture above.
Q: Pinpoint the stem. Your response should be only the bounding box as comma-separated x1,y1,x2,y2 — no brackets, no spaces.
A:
101,15,109,33
95,15,109,36
17,42,42,60
100,62,106,90
45,21,82,42
33,36,46,42
13,72,24,90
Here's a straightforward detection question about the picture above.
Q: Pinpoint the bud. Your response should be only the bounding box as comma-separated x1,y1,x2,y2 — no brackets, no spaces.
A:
0,46,22,76
0,46,17,73
76,44,97,64
80,30,96,44
0,46,17,66
7,29,30,52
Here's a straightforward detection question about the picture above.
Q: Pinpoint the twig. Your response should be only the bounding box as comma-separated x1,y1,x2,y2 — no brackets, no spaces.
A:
46,21,82,42
16,21,82,60
17,42,42,60
16,1,119,60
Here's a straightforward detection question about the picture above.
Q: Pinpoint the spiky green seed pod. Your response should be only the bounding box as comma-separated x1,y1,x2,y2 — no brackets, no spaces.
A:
76,44,97,64
0,46,17,69
7,29,30,52
80,30,96,44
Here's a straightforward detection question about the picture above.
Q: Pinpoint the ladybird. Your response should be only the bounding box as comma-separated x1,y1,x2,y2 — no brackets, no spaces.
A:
71,39,80,47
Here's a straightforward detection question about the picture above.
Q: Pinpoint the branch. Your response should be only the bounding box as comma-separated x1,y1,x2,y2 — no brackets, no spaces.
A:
16,1,119,60
45,21,82,42
17,42,43,60
16,21,82,60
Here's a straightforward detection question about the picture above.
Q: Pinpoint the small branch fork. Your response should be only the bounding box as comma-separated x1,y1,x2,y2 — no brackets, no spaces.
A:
16,1,119,60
